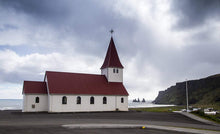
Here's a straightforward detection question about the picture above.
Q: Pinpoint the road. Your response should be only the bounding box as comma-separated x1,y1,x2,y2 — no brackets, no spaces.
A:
0,110,219,134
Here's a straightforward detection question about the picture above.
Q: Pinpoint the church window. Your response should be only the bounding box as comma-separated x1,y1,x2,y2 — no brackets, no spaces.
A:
116,69,119,73
90,96,94,104
121,97,124,103
103,97,107,104
35,97,39,103
62,96,67,104
77,96,81,104
113,68,115,73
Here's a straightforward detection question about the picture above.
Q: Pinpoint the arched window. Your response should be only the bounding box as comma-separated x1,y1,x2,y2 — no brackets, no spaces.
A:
90,96,94,104
103,97,107,104
35,97,39,103
77,96,81,104
121,97,124,103
116,69,119,73
62,96,67,104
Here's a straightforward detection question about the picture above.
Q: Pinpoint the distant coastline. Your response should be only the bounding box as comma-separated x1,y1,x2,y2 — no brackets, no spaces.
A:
128,100,175,108
0,99,175,110
153,74,220,106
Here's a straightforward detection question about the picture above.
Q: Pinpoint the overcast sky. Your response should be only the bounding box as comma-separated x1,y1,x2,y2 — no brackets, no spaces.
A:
0,0,220,100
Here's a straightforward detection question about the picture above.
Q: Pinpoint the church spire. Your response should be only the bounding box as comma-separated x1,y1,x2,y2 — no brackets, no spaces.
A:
101,37,124,69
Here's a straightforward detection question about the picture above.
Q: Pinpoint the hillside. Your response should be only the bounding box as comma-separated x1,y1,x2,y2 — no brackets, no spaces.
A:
153,74,220,105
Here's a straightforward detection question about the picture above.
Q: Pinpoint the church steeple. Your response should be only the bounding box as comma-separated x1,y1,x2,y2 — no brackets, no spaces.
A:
101,36,124,83
101,37,124,69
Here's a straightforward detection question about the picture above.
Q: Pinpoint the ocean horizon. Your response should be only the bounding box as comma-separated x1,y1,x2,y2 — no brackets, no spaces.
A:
0,99,175,110
0,99,23,110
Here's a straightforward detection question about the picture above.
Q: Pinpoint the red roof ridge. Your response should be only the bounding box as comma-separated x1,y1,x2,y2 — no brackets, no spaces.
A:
45,71,101,76
45,70,128,95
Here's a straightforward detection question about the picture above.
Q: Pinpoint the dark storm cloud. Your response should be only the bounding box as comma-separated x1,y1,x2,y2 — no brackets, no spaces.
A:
187,43,220,64
0,24,18,32
170,0,220,29
0,0,106,30
0,0,137,36
0,0,70,23
0,0,138,57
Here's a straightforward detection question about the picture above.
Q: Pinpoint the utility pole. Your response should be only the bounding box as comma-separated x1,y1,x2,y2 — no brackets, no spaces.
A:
186,79,189,112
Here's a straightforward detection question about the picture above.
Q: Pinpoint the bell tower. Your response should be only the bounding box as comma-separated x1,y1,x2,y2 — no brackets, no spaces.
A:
101,36,124,83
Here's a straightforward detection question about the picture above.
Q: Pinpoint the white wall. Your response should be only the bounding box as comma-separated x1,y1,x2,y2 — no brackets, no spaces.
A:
101,68,123,83
48,95,128,112
101,68,108,78
22,94,48,112
116,96,128,111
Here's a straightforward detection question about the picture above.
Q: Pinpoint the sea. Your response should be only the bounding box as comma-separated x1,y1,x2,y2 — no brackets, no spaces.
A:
0,99,22,110
0,99,174,110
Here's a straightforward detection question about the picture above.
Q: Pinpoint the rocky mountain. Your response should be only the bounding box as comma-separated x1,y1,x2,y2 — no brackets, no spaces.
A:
153,74,220,105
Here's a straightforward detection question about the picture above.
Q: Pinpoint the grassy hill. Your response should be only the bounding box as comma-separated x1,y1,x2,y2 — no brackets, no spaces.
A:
153,74,220,106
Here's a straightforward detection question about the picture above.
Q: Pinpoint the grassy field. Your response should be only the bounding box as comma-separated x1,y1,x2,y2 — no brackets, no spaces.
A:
192,104,220,111
129,103,220,112
129,106,185,112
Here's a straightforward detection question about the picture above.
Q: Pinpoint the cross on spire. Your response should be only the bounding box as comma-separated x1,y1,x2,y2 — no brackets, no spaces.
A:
110,29,114,35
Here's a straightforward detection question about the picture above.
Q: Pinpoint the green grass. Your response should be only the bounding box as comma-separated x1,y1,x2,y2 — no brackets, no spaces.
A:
191,111,220,124
192,104,220,111
129,106,185,112
129,104,220,113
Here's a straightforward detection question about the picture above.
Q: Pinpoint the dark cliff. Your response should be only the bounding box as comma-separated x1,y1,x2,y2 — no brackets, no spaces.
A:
153,74,220,105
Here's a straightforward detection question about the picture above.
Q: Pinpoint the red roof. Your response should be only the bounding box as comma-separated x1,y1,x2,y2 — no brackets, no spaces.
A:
101,37,124,69
45,71,128,95
23,81,47,94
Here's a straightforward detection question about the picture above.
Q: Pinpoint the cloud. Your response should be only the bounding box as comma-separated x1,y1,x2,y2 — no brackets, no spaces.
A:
170,0,220,29
124,54,164,99
0,49,101,84
0,0,220,100
0,0,139,57
0,0,71,23
0,83,22,99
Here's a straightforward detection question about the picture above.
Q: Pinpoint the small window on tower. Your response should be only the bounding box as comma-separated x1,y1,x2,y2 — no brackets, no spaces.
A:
113,68,115,73
116,69,119,73
121,97,124,103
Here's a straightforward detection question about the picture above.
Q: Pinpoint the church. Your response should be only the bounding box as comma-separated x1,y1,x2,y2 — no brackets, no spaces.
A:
22,36,129,112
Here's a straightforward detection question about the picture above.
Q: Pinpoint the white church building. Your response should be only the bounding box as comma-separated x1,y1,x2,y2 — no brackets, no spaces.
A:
22,36,129,112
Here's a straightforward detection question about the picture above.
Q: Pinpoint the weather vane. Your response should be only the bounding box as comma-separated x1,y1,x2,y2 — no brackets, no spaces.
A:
110,29,114,35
